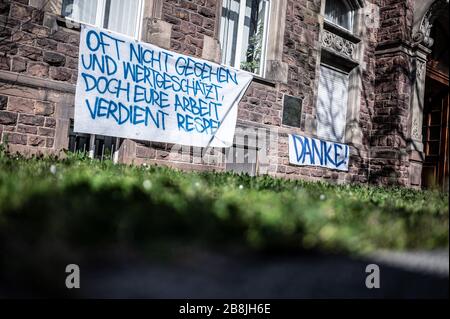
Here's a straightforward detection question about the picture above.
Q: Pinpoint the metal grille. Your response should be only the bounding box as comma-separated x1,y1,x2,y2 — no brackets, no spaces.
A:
68,120,118,161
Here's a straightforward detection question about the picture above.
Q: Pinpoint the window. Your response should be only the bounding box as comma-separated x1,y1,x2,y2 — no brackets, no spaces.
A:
316,65,349,143
220,0,270,76
317,0,362,145
324,0,354,32
62,0,144,38
225,143,258,176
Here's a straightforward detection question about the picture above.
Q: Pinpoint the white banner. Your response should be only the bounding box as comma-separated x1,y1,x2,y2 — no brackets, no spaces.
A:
74,25,253,148
289,134,349,171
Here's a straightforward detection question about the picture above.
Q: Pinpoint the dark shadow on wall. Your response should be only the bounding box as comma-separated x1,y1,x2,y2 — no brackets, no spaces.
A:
368,53,419,186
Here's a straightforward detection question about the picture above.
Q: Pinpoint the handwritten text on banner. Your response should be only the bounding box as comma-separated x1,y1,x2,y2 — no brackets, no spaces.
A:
74,25,253,147
289,134,350,171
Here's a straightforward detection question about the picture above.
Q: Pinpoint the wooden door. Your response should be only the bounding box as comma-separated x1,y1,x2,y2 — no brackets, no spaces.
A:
422,72,449,191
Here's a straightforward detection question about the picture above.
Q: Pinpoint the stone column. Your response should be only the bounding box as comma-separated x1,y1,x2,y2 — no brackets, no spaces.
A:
408,44,431,187
141,0,172,49
264,0,288,83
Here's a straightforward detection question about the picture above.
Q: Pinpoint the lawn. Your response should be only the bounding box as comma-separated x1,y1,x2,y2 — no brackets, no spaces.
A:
0,150,448,257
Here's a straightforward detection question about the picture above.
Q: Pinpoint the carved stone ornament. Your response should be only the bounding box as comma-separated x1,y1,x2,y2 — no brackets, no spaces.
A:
412,117,421,140
321,29,356,60
416,60,426,78
413,0,449,48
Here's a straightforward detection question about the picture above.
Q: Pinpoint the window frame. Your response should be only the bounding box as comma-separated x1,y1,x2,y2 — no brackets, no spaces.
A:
61,0,145,40
219,0,272,77
315,0,364,145
316,63,350,143
323,0,355,34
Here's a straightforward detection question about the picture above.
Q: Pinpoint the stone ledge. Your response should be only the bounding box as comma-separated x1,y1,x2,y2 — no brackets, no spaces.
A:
252,74,277,88
375,41,431,58
323,20,362,44
0,70,76,93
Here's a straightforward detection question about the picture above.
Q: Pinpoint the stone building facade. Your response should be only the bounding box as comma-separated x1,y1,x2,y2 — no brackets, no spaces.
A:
0,0,448,189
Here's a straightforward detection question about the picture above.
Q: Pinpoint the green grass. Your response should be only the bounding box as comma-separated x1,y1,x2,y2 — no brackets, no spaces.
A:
0,151,448,257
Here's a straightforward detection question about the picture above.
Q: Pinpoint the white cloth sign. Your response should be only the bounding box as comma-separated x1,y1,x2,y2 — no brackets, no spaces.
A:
74,25,253,148
289,134,349,171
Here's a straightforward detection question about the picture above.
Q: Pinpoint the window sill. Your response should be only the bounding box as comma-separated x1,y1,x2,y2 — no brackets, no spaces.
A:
323,20,361,44
252,75,277,88
55,15,82,31
321,48,359,73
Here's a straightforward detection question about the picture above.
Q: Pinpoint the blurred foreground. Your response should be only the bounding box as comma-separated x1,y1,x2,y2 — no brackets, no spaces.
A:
0,245,448,298
0,153,448,298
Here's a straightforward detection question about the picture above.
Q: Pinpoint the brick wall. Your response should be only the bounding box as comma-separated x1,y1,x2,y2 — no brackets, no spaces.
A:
163,0,218,57
0,1,78,156
377,0,414,45
0,0,423,186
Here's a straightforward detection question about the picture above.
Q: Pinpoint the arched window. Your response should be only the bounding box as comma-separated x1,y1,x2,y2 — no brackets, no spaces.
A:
324,0,354,32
